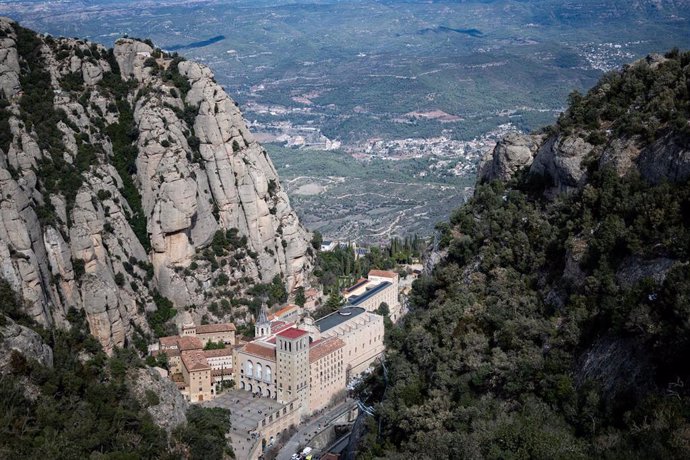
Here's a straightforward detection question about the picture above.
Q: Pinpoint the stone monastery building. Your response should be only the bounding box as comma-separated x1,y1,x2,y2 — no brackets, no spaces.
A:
150,270,394,418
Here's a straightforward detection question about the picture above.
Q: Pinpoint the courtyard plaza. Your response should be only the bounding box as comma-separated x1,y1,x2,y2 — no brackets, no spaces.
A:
201,389,287,457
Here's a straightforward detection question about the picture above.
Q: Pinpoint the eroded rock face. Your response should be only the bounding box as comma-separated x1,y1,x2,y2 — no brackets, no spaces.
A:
128,367,188,433
0,316,53,373
637,134,690,184
530,133,595,195
478,133,544,184
0,19,312,352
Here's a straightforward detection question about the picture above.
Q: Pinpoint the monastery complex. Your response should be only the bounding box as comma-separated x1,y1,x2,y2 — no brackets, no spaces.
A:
148,270,400,445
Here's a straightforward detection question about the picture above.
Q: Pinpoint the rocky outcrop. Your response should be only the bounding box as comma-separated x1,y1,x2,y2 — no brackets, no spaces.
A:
128,367,188,433
637,134,690,184
0,316,53,373
0,19,312,352
529,133,595,195
478,133,544,183
0,36,20,98
615,257,679,289
575,336,654,402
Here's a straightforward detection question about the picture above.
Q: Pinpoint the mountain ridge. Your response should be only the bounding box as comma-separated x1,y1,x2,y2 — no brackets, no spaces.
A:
0,18,312,353
356,49,690,458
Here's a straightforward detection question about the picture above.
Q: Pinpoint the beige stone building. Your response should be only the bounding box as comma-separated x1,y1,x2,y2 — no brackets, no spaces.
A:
275,328,311,417
152,322,236,402
268,304,301,322
204,348,234,385
343,270,400,320
236,340,278,398
181,322,236,346
181,350,213,402
315,307,385,378
309,336,346,413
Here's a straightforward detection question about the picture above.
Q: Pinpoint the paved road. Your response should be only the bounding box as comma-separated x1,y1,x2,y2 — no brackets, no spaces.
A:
276,400,355,460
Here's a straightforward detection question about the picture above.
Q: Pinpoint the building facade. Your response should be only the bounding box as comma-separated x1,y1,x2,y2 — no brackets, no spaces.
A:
276,328,311,417
153,322,235,402
315,307,385,378
343,270,400,320
309,336,346,413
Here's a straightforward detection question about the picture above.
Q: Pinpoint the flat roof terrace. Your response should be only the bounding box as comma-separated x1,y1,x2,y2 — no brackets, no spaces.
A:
201,389,289,457
347,281,391,307
316,307,366,333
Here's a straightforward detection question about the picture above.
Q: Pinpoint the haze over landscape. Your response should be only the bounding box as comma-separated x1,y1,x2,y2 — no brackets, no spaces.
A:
8,0,690,243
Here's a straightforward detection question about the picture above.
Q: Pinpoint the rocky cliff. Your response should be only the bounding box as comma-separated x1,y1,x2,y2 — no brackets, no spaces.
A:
479,53,690,192
0,19,312,353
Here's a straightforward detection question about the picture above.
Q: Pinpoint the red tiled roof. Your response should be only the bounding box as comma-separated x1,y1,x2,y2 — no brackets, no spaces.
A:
159,336,179,348
181,350,210,372
177,336,203,351
369,270,398,279
309,336,345,363
277,328,308,340
196,323,236,334
242,342,276,361
203,348,232,358
268,304,299,320
155,348,180,357
271,321,295,335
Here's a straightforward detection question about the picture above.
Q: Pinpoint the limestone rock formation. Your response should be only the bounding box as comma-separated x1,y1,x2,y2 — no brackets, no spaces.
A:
637,134,690,184
529,133,595,195
478,132,544,183
0,19,312,353
0,316,53,373
128,366,189,433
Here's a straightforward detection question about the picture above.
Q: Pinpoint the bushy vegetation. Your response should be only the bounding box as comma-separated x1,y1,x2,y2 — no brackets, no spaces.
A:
147,291,177,338
558,49,690,145
99,70,151,251
0,283,166,458
14,24,86,221
358,59,690,458
174,406,233,459
162,56,191,98
247,274,288,307
314,236,424,290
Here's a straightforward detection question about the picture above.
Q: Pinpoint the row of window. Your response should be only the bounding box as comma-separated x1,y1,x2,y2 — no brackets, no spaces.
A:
243,361,273,382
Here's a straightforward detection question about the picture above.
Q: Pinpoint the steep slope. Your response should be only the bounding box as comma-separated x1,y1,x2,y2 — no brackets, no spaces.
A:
0,18,311,352
358,50,690,458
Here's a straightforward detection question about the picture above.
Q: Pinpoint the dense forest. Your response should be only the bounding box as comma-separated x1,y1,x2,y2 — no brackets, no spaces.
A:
356,50,690,458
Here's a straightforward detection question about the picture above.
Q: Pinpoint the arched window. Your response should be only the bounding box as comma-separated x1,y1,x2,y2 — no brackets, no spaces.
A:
246,360,253,377
256,363,263,380
265,366,272,383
